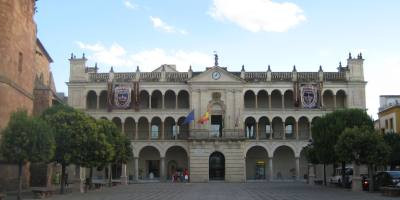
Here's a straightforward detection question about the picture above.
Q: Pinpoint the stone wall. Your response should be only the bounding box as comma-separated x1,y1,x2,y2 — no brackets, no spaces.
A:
0,0,37,131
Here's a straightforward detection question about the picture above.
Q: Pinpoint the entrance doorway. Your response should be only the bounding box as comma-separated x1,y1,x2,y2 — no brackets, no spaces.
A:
209,152,225,180
211,115,223,137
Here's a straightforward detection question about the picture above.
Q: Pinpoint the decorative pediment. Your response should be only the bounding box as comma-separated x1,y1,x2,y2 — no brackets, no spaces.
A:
188,66,244,83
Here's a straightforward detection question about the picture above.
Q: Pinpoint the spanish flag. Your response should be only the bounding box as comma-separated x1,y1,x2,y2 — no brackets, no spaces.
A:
198,111,209,124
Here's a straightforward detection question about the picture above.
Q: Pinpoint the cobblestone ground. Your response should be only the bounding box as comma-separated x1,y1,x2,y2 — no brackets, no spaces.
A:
23,182,397,200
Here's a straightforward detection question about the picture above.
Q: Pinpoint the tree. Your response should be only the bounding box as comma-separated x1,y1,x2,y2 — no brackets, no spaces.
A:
311,108,373,186
41,105,94,194
78,118,114,189
383,133,400,169
0,110,55,200
335,126,390,191
96,119,132,186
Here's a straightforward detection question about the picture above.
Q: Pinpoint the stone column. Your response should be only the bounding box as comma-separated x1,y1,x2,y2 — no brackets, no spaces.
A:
175,95,178,109
162,94,165,109
135,122,138,140
148,121,151,140
333,95,337,109
268,95,272,110
121,122,125,135
352,161,362,191
149,95,152,110
269,126,273,140
256,122,259,140
96,95,100,109
160,157,166,182
255,95,258,109
295,157,300,180
79,166,86,193
309,121,313,140
121,164,128,185
308,164,315,185
295,121,299,140
161,121,165,140
269,157,274,181
134,157,139,182
282,122,286,140
281,94,284,109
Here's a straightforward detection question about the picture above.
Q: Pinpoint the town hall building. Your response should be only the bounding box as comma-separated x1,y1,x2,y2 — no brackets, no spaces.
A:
67,53,366,183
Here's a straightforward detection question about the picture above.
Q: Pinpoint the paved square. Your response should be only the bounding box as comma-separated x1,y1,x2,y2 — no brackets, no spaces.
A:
44,182,393,200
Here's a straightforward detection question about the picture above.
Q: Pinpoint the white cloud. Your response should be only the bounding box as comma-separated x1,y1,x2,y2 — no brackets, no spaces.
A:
149,16,188,35
76,42,212,72
124,0,137,10
209,0,306,32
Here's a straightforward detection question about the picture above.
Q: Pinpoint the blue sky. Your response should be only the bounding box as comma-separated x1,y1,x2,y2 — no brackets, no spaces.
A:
34,0,400,118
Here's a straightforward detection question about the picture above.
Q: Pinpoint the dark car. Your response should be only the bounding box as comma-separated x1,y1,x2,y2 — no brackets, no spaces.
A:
362,171,400,191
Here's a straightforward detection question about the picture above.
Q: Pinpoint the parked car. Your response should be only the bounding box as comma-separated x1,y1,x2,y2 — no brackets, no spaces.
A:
329,167,353,186
362,171,400,191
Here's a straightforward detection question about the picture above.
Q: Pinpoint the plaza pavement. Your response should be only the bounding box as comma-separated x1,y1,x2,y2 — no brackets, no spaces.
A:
15,182,397,200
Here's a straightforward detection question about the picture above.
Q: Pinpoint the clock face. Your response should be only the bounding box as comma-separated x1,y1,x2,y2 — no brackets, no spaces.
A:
212,71,221,80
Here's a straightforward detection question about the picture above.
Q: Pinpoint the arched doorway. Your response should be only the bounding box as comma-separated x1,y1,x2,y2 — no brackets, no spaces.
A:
246,146,268,180
273,146,296,180
165,146,188,180
209,152,225,180
139,146,160,180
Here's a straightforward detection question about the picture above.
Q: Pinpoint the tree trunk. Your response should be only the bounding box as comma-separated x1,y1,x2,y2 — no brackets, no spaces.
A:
60,164,66,194
323,163,327,186
368,164,374,192
341,162,346,188
17,162,22,200
89,167,93,190
108,164,112,187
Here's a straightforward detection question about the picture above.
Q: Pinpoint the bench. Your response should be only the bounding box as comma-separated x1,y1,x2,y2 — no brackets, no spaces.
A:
31,187,56,199
381,186,400,197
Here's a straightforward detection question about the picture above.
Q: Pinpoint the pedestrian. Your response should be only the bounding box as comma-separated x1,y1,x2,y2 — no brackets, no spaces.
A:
183,168,189,183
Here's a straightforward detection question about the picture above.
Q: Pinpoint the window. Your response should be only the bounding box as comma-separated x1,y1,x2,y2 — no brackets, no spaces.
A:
390,118,394,130
18,52,23,73
285,125,293,135
385,120,389,129
172,125,179,139
151,125,159,139
265,125,271,134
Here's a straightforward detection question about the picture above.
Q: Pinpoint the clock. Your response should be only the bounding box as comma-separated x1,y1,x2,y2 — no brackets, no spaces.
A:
212,71,221,80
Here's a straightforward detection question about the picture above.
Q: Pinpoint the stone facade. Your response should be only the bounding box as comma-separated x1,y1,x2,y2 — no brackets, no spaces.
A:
0,0,60,191
378,95,400,134
68,53,366,182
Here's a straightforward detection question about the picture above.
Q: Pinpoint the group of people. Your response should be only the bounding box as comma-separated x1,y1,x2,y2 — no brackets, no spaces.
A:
171,168,189,183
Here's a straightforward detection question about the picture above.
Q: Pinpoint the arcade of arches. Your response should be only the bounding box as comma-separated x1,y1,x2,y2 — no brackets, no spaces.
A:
109,144,310,182
243,89,347,109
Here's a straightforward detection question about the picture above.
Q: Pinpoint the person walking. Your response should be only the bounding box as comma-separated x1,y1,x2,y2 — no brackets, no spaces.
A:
183,168,189,183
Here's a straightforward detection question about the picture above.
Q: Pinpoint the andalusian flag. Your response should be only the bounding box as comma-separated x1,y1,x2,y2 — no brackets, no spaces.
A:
198,111,209,124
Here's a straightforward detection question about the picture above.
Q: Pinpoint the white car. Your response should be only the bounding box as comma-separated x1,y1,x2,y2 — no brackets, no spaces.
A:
329,167,353,185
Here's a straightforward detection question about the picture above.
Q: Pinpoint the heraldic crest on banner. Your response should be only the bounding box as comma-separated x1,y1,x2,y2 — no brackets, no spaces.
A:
114,85,132,109
300,84,319,108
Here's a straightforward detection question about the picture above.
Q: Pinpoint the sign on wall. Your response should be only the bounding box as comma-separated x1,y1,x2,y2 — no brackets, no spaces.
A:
300,84,319,109
114,85,132,109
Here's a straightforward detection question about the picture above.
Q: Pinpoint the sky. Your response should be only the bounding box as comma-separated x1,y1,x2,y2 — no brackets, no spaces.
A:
34,0,400,119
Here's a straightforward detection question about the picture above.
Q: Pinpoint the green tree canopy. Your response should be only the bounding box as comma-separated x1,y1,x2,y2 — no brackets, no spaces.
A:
311,108,374,164
0,110,55,199
383,133,400,169
335,126,390,191
336,126,390,165
41,104,97,193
